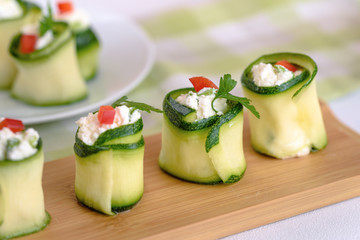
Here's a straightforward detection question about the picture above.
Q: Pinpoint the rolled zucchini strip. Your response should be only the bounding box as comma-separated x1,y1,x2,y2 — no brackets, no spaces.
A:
75,27,100,81
0,0,41,89
159,88,246,184
9,21,87,106
241,52,327,159
0,140,50,240
74,119,144,215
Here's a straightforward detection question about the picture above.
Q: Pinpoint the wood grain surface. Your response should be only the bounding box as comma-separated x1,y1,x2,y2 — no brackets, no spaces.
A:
23,103,360,240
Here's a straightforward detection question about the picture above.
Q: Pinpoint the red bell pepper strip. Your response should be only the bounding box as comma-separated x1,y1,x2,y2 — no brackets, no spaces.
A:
57,1,73,14
275,60,297,72
98,106,116,125
0,118,25,133
189,76,218,92
20,34,37,54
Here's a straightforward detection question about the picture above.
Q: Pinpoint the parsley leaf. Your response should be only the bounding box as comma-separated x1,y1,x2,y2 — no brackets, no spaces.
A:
39,3,54,37
217,74,237,95
112,96,162,113
212,74,260,119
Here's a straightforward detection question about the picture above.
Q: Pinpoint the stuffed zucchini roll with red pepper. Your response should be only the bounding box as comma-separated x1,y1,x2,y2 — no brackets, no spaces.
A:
74,97,161,215
54,0,100,81
159,74,259,184
0,0,41,89
9,6,87,106
0,118,50,240
241,52,327,159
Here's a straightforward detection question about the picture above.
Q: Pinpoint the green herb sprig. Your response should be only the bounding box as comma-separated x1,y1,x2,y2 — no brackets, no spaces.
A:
39,3,54,36
212,74,260,119
112,96,162,113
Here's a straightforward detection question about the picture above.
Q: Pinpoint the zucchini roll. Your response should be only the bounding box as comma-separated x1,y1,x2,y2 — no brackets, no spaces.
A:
241,52,327,159
55,1,100,81
0,0,41,89
74,97,161,215
0,118,50,240
9,8,87,106
159,75,258,184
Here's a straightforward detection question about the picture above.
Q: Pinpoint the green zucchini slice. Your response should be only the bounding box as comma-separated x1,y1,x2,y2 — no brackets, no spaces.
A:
9,21,87,106
241,52,327,159
75,27,100,81
159,88,246,184
74,119,144,215
0,140,50,240
0,0,41,89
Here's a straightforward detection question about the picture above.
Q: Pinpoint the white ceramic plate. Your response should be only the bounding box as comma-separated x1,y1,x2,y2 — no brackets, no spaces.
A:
0,15,155,124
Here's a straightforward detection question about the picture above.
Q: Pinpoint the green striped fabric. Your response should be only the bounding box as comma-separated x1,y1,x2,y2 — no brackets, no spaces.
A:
130,0,360,100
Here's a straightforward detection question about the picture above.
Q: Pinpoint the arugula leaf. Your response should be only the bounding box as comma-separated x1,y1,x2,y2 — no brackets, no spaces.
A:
39,3,54,36
112,96,162,113
212,74,260,119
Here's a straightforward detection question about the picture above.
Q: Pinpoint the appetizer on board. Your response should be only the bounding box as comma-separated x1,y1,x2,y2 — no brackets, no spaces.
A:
159,75,259,184
0,118,50,240
241,52,327,159
74,97,161,215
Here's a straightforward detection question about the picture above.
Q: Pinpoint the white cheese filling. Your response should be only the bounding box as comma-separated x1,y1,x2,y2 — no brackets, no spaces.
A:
55,9,90,31
36,30,54,49
21,24,54,50
251,62,302,87
0,0,23,20
0,127,39,161
76,106,141,146
175,88,228,120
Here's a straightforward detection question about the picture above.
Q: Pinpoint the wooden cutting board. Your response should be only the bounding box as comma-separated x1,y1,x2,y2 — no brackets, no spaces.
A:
23,102,360,240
